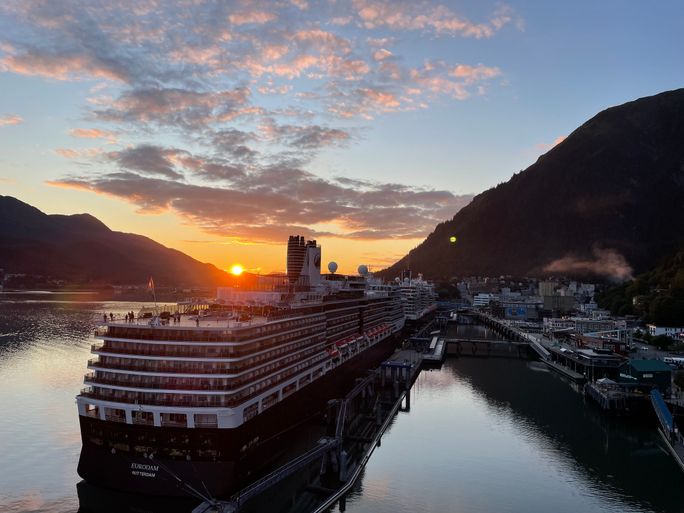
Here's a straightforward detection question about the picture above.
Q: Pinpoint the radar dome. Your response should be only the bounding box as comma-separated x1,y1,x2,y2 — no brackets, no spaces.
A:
358,264,369,276
328,261,338,273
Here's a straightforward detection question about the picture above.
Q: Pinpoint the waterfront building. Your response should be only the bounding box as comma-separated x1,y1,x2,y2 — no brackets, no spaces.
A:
622,360,673,393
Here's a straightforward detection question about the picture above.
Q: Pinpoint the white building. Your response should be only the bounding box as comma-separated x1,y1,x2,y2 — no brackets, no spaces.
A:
647,324,684,338
473,293,499,307
538,281,557,297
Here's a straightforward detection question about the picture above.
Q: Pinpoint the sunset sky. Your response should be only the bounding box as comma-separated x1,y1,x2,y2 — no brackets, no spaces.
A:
1,1,683,275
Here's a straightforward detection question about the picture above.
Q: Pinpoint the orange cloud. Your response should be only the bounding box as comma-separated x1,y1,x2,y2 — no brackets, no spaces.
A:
373,49,392,61
55,148,102,159
0,114,23,126
69,128,117,142
351,0,522,38
450,63,501,82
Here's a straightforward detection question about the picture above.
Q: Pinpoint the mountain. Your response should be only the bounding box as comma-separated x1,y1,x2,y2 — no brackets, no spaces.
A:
0,196,230,287
382,88,684,280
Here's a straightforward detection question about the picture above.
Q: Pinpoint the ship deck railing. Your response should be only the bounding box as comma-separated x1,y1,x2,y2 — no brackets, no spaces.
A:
90,340,324,359
78,357,327,408
84,352,327,392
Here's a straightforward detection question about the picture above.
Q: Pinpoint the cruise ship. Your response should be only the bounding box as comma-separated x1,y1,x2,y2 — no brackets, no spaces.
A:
397,271,438,321
76,237,433,497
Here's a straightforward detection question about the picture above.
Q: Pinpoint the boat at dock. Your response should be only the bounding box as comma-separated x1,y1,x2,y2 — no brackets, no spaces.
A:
75,236,435,497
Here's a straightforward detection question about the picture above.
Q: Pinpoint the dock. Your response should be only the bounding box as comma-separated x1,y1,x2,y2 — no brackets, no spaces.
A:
544,359,587,384
193,344,427,513
651,389,684,472
422,336,446,365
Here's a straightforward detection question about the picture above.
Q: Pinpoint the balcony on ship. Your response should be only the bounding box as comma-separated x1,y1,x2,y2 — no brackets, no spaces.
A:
92,337,325,368
91,328,325,360
79,352,328,408
84,347,326,393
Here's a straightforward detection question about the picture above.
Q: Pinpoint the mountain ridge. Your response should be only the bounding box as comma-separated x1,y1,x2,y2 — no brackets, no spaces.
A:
381,88,684,280
0,195,230,287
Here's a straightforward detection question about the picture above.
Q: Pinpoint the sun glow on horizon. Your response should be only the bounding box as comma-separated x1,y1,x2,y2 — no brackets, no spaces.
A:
230,264,244,276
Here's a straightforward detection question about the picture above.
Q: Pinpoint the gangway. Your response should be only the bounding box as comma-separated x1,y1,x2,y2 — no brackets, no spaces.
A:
650,389,684,472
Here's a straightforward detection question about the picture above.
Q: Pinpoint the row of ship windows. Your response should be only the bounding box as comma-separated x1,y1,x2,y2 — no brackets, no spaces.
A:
84,355,327,407
86,407,218,429
326,313,359,327
99,327,325,359
89,346,325,391
97,335,325,372
83,418,223,460
96,334,326,374
95,335,324,374
326,322,358,335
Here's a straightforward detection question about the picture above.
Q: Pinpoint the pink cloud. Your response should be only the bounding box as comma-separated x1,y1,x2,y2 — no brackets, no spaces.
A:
69,128,117,142
95,87,252,129
0,114,23,126
351,0,521,38
373,48,392,61
450,63,501,82
1,46,128,82
54,147,101,159
229,11,277,26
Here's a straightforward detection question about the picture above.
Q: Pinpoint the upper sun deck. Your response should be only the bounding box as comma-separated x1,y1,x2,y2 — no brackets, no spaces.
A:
102,314,271,331
95,307,328,343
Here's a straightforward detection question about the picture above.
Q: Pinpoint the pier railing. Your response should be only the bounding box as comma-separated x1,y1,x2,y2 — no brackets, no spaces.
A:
231,438,340,508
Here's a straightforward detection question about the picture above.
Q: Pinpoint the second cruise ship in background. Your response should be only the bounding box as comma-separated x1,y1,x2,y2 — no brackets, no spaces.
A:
76,236,436,497
397,271,438,321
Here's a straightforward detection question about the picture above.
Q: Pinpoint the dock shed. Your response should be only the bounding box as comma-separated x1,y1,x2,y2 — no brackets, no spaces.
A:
622,360,672,393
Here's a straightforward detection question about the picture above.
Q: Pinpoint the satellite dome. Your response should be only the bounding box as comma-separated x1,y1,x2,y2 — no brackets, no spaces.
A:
328,261,338,273
358,264,369,276
394,277,401,283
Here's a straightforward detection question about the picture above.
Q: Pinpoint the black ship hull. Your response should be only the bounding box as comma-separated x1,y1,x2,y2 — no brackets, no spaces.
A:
77,334,399,498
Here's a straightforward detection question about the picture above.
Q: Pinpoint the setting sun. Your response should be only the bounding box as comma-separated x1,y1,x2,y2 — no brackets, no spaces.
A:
230,264,244,276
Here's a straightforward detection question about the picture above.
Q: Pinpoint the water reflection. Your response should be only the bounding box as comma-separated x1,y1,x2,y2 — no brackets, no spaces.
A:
449,358,683,511
0,298,163,513
76,482,199,513
2,301,684,513
333,357,684,513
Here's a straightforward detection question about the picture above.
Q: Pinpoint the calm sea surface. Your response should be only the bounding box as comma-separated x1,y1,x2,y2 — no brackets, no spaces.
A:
1,297,683,513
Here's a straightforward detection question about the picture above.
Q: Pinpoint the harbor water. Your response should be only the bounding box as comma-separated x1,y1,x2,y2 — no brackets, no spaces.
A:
1,296,683,513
